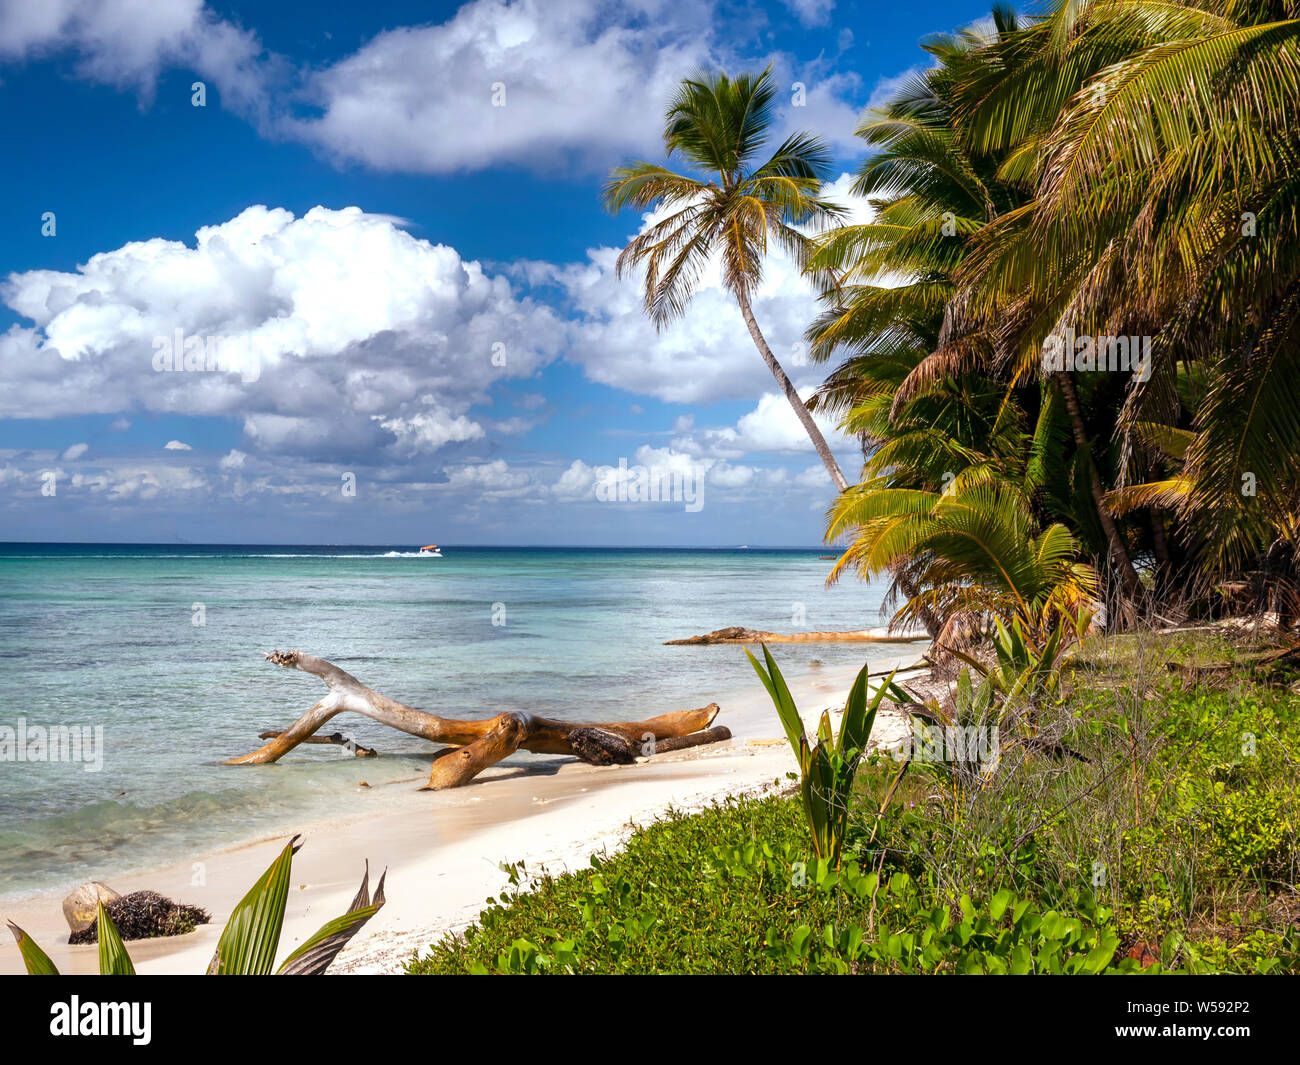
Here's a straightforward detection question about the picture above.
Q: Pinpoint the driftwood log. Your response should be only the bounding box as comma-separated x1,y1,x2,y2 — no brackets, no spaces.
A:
226,651,726,790
665,625,930,645
1166,643,1300,686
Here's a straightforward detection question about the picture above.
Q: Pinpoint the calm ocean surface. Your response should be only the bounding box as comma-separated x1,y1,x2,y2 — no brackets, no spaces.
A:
0,544,895,897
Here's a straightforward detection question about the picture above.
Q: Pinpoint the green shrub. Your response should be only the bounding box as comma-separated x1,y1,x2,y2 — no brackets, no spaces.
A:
747,646,894,866
406,794,1148,975
409,795,834,975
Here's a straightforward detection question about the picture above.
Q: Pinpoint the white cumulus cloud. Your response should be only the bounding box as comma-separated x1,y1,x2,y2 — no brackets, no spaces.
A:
1,204,565,461
284,0,714,174
0,1,868,174
0,0,269,111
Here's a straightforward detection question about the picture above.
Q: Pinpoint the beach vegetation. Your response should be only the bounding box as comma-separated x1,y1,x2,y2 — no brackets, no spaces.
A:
407,630,1299,975
805,0,1300,640
746,645,897,865
6,837,385,976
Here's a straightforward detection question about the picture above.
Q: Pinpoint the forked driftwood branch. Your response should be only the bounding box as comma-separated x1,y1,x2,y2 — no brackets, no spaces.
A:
257,730,377,756
226,651,726,790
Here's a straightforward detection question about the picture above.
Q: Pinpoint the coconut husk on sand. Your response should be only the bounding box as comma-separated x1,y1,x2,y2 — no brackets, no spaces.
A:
67,890,210,944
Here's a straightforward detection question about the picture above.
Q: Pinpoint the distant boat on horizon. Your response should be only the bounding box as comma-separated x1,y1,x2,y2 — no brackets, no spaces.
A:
419,544,442,557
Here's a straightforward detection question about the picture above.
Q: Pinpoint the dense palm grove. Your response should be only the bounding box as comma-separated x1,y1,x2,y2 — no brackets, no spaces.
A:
809,0,1300,645
605,0,1299,651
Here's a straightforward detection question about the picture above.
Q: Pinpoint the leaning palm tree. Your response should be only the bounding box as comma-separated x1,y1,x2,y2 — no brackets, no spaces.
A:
603,68,850,490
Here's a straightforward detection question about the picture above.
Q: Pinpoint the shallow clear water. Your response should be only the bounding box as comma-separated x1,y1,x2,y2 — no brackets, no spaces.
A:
0,544,899,897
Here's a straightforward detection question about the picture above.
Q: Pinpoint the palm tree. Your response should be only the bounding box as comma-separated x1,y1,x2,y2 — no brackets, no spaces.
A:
804,9,1106,633
811,0,1300,626
826,479,1097,643
955,0,1300,598
603,68,851,490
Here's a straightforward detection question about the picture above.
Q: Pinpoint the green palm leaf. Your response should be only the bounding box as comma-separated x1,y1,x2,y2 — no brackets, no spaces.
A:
276,863,387,975
206,836,300,975
96,900,135,976
746,645,810,771
6,921,59,975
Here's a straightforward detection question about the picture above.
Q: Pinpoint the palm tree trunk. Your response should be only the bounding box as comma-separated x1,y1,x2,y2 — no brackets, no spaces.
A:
1150,509,1172,597
891,570,943,641
735,290,848,492
736,291,943,639
1054,372,1141,598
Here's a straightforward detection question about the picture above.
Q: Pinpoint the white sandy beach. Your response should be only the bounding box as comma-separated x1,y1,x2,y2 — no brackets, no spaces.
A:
0,649,926,975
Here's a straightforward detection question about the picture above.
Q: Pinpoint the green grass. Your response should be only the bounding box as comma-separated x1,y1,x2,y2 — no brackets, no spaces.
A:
407,794,843,974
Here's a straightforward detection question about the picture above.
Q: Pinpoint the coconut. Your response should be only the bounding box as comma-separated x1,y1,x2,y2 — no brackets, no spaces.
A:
62,882,121,934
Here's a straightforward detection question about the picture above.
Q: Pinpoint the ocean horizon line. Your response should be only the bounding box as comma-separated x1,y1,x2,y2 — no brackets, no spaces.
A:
0,541,838,551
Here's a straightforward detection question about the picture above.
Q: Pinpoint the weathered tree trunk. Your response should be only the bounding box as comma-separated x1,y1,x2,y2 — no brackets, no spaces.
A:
226,651,724,790
665,626,929,645
1054,372,1141,598
257,729,376,755
653,726,732,753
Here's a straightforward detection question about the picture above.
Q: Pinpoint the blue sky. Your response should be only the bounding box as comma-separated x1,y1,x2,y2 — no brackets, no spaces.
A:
0,0,987,545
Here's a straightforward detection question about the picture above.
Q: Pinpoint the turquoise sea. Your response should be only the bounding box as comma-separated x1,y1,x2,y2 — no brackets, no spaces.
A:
0,544,896,897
